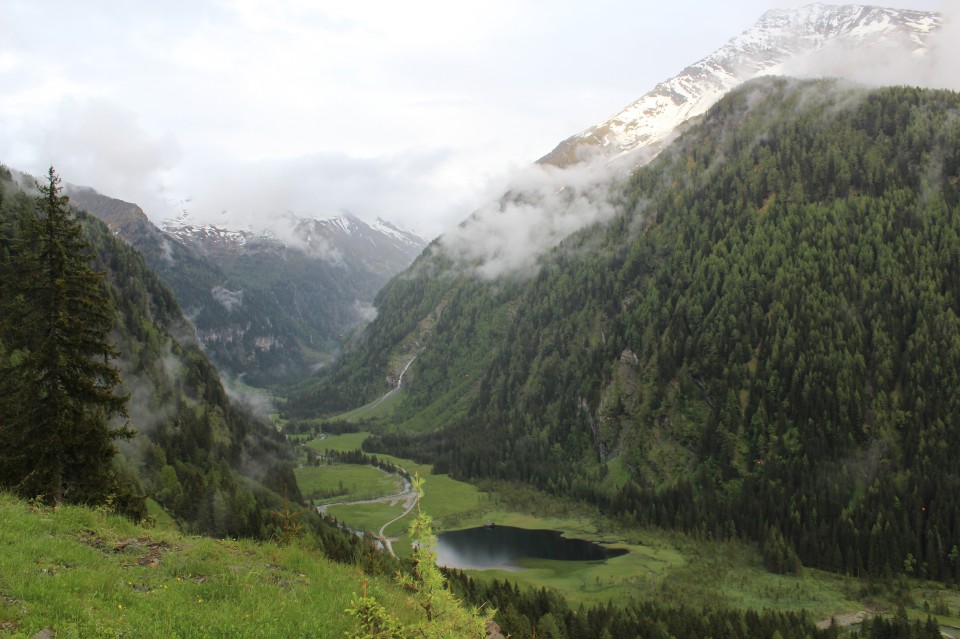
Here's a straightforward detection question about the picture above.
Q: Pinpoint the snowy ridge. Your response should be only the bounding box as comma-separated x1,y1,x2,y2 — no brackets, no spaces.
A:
163,210,425,253
162,222,257,249
540,4,942,169
371,217,429,248
163,209,427,276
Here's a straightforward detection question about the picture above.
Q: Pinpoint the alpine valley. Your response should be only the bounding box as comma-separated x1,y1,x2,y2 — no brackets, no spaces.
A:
291,2,960,585
2,3,960,639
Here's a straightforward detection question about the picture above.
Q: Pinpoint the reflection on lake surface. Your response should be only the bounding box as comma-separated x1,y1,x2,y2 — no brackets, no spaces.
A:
435,526,628,570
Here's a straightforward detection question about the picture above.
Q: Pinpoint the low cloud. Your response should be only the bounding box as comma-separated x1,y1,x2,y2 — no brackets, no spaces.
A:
439,159,619,280
4,98,182,214
221,377,276,426
769,11,959,91
926,5,960,91
167,149,472,240
211,286,243,313
354,300,378,322
159,238,176,265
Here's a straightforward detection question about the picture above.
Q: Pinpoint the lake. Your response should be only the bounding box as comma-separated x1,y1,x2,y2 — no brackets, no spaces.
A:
435,525,627,570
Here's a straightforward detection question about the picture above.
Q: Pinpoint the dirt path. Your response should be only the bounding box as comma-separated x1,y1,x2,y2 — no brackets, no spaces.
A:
316,472,416,557
377,484,418,557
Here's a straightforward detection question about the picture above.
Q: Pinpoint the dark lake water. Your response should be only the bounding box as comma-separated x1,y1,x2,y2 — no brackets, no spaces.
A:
435,526,628,570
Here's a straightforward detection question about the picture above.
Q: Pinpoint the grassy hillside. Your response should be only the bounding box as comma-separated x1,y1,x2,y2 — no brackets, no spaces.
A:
0,493,415,638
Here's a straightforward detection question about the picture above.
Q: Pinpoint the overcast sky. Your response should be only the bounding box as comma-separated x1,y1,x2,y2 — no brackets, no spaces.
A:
0,0,949,236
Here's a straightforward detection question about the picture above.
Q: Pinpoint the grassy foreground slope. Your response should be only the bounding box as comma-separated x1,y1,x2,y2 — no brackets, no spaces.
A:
0,493,414,638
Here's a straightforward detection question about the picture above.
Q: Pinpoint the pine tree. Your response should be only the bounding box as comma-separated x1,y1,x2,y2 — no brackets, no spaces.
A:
0,167,132,506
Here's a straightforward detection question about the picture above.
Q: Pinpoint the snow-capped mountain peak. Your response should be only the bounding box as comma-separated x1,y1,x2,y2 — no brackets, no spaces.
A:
162,209,427,278
539,4,943,169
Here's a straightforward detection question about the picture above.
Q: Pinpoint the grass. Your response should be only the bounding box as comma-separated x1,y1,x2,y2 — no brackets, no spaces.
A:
300,431,486,552
303,432,486,533
0,493,417,638
305,431,372,454
326,501,409,534
330,389,404,423
295,463,401,503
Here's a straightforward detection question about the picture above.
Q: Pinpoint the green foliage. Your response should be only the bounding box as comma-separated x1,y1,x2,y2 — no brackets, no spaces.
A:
0,492,416,638
0,168,136,510
308,79,960,582
346,475,489,639
762,526,803,575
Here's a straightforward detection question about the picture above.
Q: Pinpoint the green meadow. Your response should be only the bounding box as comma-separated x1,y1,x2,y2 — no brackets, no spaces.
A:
0,493,416,638
296,463,401,503
295,430,960,629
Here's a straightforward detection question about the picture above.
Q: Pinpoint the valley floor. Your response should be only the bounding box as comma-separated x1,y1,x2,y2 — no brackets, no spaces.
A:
297,431,960,631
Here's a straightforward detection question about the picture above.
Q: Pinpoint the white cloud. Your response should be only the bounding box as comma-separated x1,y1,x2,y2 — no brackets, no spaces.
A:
168,148,477,238
926,2,960,90
768,11,959,91
439,159,618,279
0,0,950,241
1,97,181,212
211,286,244,313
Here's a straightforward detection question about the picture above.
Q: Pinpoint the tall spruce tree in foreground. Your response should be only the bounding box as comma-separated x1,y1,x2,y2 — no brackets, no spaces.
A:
0,167,132,506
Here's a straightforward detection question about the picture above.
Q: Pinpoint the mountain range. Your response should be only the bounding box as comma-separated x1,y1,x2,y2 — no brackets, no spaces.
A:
0,167,300,535
65,186,427,385
296,2,945,411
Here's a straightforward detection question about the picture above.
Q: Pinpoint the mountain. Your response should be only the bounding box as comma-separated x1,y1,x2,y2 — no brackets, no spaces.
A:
540,4,942,170
432,4,945,286
1,168,300,535
290,2,947,414
66,186,427,386
291,76,960,581
162,210,426,282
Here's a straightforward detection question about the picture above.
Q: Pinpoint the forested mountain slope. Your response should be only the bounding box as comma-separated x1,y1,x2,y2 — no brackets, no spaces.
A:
291,78,960,581
0,169,300,536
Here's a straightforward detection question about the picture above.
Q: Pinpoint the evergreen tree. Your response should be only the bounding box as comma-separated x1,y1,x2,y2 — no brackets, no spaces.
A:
0,167,133,506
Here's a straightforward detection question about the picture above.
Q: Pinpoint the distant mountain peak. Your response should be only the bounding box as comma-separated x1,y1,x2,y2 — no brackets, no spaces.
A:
539,3,942,169
161,209,427,279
